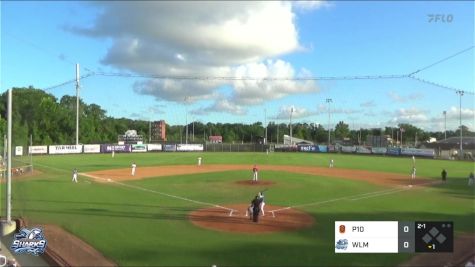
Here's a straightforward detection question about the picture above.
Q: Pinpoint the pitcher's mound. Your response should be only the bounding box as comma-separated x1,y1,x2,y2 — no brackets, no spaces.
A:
189,204,314,233
235,180,275,186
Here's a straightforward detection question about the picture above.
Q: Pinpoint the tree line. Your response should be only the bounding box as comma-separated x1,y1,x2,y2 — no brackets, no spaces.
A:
0,87,473,148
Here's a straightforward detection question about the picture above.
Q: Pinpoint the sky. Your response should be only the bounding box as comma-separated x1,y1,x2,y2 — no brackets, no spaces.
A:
1,1,474,132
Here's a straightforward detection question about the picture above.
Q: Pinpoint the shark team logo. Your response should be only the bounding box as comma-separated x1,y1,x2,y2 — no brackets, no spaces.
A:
335,239,348,250
11,228,47,255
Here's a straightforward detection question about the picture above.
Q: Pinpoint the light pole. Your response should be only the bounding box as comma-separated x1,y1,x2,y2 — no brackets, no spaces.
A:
264,108,267,144
75,64,80,145
184,97,189,144
456,90,464,158
326,98,332,146
443,111,447,140
289,106,294,145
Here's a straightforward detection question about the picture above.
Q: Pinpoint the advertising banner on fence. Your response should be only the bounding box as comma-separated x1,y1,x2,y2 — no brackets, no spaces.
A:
49,145,83,154
328,145,336,152
298,145,319,152
83,144,101,153
341,146,356,153
318,145,328,153
100,144,132,153
15,146,23,156
400,148,435,157
356,146,372,154
177,144,204,152
147,144,162,151
132,144,147,152
163,144,177,152
386,147,401,156
371,147,387,154
29,146,48,154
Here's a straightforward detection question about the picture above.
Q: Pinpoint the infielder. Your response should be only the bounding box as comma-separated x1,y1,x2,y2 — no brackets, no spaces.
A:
197,157,202,166
131,162,137,176
411,166,416,180
252,164,259,182
329,159,334,168
72,168,78,183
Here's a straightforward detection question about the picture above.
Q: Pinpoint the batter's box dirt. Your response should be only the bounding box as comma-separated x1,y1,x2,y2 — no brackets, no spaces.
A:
189,204,314,233
234,180,276,186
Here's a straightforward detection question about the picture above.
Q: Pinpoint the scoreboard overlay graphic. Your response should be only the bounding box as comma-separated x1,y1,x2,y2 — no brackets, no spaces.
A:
335,221,453,253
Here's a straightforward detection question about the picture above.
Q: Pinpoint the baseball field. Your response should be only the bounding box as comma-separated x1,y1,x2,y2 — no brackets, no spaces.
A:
4,152,475,266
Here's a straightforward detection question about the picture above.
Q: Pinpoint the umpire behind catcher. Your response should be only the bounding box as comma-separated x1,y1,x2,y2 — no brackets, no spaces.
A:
251,195,263,223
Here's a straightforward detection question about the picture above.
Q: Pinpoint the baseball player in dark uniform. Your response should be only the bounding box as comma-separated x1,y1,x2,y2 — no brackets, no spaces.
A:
251,195,262,222
441,169,447,183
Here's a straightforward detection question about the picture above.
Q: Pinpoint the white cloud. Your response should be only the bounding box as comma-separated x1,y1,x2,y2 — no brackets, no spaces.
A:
71,2,318,109
445,106,475,120
388,107,429,124
316,104,362,115
270,105,316,120
387,91,424,103
360,100,376,108
191,99,246,116
231,60,318,105
292,1,330,12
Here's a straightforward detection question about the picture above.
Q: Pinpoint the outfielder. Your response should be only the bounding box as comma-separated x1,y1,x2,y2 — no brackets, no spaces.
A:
329,159,334,168
252,164,259,182
72,168,78,183
469,172,474,186
131,162,137,176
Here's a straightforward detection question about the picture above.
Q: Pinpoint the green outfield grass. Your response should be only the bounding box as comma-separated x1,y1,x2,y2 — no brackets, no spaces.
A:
2,152,474,266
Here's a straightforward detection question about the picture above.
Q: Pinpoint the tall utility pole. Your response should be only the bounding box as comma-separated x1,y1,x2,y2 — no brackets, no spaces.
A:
149,121,151,143
192,118,195,142
184,97,189,144
326,98,332,146
75,64,80,145
443,111,447,140
264,108,267,144
6,89,12,222
457,90,464,158
289,107,294,145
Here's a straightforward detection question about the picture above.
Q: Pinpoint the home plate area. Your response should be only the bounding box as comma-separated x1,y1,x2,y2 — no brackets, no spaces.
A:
189,204,315,233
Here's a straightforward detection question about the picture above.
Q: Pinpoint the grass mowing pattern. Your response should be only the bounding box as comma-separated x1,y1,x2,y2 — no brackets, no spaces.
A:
4,152,474,266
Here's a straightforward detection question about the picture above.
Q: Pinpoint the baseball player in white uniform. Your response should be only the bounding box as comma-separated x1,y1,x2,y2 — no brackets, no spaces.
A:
258,191,265,216
72,168,78,183
197,157,202,166
411,166,416,179
252,165,258,182
131,162,137,176
329,159,334,168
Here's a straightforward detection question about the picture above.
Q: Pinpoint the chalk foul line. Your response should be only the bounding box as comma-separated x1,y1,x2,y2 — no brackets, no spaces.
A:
80,172,236,213
269,180,443,213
